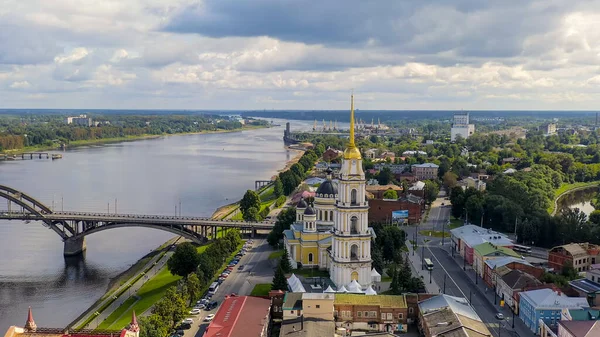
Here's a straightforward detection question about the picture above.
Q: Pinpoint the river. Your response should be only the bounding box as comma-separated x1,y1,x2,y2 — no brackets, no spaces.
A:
0,118,318,332
557,187,599,216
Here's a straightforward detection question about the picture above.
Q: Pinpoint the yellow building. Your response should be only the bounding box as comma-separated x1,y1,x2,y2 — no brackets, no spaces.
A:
284,94,374,290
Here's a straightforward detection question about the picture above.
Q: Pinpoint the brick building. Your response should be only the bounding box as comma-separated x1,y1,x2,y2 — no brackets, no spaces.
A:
322,147,343,162
411,163,439,180
483,257,543,288
365,184,403,199
418,295,491,337
548,243,600,273
334,294,408,333
368,195,424,224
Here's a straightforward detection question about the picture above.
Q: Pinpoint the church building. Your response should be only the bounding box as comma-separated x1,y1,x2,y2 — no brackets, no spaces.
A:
284,94,374,290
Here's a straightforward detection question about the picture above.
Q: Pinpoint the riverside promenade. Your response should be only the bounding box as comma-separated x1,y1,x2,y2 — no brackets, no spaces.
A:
405,239,441,294
70,247,174,330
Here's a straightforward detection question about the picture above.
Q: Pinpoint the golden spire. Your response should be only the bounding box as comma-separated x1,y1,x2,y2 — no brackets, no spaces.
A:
344,92,361,160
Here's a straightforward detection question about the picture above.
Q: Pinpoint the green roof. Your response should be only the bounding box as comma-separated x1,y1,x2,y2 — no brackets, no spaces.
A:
569,309,600,321
334,294,406,308
473,242,520,258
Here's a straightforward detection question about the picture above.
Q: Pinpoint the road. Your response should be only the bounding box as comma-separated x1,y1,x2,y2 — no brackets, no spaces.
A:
407,195,533,337
182,238,276,337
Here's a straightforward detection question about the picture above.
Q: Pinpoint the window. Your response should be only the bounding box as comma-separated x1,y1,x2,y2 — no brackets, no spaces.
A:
371,311,377,318
409,307,414,314
387,313,393,320
398,313,403,319
381,313,386,320
346,311,351,318
351,216,359,234
291,311,294,314
351,189,357,205
364,311,369,317
316,305,321,309
308,253,313,263
358,311,362,317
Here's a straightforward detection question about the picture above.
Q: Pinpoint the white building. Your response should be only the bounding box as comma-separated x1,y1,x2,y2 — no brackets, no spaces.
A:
329,94,373,289
451,112,475,141
65,114,92,126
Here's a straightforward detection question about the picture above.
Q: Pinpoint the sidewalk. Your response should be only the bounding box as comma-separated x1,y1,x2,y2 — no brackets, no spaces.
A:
405,240,440,294
70,246,174,330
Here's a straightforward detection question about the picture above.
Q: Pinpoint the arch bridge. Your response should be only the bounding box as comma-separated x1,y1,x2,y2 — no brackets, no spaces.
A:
0,185,274,256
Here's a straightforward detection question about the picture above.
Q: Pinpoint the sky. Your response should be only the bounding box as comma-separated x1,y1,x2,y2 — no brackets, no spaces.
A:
2,0,600,110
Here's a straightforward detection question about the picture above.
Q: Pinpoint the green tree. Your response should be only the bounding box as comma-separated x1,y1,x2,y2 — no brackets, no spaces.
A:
450,186,465,219
290,162,306,179
378,167,394,185
424,180,440,204
185,273,201,305
280,171,298,195
164,287,188,327
271,265,288,291
383,189,399,200
590,210,600,224
389,264,401,294
167,242,200,278
139,314,169,337
274,176,284,198
244,206,260,222
442,171,458,190
240,190,261,220
280,248,292,273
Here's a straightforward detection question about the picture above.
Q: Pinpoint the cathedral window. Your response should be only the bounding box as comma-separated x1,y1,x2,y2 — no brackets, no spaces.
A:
351,244,359,260
351,216,359,234
308,253,313,263
351,189,358,205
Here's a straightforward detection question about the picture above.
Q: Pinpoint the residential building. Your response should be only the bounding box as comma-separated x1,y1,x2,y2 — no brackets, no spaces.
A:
279,318,335,337
519,288,589,334
542,123,557,136
408,180,425,198
396,172,417,183
402,150,427,157
473,242,521,277
411,163,439,180
203,295,271,337
64,114,92,126
458,177,487,191
4,308,140,337
368,194,424,224
586,264,600,283
269,290,285,320
451,112,475,142
365,184,403,199
450,225,513,265
495,269,542,312
301,293,335,320
280,293,335,337
373,163,407,174
569,279,600,306
483,257,544,289
418,294,491,337
365,149,378,160
502,157,521,165
334,294,408,333
548,243,600,273
558,320,600,337
323,147,343,162
283,292,304,320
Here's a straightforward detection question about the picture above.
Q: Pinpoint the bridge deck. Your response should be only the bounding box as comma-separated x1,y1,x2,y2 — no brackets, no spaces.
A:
0,210,275,229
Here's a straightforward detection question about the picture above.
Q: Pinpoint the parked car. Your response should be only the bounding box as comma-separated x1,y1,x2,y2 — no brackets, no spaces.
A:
189,309,201,315
204,314,215,321
182,318,194,325
217,277,225,284
220,273,229,279
206,300,218,310
179,323,191,330
194,304,205,310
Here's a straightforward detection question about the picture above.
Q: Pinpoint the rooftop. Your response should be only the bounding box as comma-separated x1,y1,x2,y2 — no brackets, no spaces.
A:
551,243,600,258
473,242,520,258
451,225,513,248
279,317,334,337
559,320,600,337
570,279,600,294
520,289,588,309
567,309,600,321
418,295,480,322
484,256,531,270
203,295,271,337
302,293,334,300
420,305,491,337
334,294,407,308
283,292,304,310
413,163,439,168
501,270,542,289
409,181,425,190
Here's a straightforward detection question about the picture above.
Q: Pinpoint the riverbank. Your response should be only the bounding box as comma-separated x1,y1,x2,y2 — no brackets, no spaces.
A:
1,124,270,155
549,181,600,215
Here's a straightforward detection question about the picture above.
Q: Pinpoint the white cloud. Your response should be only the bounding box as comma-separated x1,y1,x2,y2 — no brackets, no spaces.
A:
2,0,600,109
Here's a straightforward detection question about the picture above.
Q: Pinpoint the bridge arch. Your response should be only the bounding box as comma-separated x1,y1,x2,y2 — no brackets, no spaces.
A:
69,222,206,244
0,190,70,239
0,185,53,214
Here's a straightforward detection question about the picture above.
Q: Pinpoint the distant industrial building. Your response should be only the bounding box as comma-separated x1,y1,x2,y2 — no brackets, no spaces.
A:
65,114,92,126
450,112,475,141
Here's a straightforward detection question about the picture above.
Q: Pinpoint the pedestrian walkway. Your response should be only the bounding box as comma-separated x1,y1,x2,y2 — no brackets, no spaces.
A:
70,244,175,330
405,239,440,294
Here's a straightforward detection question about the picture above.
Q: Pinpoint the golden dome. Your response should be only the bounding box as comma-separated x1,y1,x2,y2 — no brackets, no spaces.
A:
344,146,362,160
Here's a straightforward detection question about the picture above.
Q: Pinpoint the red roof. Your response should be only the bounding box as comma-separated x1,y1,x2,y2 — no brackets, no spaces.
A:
203,296,271,337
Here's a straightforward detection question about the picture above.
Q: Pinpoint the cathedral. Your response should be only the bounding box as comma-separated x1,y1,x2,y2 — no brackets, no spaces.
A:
284,94,374,289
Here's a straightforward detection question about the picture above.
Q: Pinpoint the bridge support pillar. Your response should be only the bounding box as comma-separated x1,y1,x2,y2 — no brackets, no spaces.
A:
64,237,86,256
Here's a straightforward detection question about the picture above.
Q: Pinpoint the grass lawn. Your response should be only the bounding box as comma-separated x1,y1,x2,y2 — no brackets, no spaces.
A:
292,268,330,278
449,218,463,229
419,230,450,238
250,284,272,296
269,250,284,260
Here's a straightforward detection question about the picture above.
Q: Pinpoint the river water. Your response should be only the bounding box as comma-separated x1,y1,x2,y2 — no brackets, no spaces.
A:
0,119,316,332
558,187,599,216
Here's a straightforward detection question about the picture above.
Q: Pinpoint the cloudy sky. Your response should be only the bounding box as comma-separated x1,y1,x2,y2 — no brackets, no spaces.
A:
1,0,600,110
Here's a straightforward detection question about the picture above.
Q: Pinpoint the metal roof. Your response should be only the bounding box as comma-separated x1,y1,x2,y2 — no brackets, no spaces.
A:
570,279,600,294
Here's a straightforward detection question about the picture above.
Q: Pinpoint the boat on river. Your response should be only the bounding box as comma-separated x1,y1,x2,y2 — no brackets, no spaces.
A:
52,154,63,160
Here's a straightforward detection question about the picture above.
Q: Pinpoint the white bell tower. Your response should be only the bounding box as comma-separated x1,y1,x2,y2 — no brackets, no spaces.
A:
330,94,372,288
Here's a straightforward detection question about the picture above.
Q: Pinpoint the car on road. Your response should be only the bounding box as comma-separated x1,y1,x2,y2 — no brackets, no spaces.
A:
182,318,194,325
220,273,229,278
217,277,225,284
238,265,244,270
495,313,504,320
204,314,215,321
189,309,201,315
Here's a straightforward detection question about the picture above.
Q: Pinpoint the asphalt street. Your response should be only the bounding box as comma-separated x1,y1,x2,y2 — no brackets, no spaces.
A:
181,238,276,337
407,195,532,337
